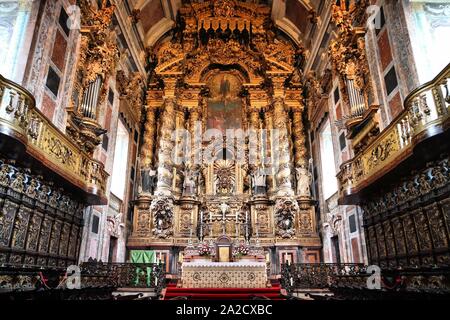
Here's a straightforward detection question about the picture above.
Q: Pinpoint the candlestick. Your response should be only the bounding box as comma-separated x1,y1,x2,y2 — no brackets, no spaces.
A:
245,211,249,240
255,222,260,247
222,206,226,234
200,210,203,240
189,221,193,240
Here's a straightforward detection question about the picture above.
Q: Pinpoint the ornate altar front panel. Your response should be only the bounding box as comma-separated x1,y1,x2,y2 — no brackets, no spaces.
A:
181,261,267,288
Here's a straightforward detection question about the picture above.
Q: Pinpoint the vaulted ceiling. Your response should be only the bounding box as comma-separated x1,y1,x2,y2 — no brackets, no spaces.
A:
130,0,325,48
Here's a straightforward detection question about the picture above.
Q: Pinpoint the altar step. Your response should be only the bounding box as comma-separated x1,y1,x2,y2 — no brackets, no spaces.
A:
163,283,285,300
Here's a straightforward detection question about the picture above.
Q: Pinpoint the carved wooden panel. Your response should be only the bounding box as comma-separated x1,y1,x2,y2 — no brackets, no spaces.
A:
49,220,62,255
26,213,43,251
0,200,18,247
402,214,419,255
38,217,53,253
360,154,450,269
439,198,450,243
59,223,71,257
425,203,448,249
256,209,271,234
11,206,31,249
413,210,432,252
392,218,406,256
383,221,396,258
0,158,85,269
68,226,79,259
375,225,387,259
367,226,378,263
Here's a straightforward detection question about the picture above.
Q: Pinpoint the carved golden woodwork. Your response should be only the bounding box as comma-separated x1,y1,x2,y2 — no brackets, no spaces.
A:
338,63,450,202
129,1,319,248
272,96,294,196
117,71,144,120
362,155,450,269
0,74,108,203
0,156,84,268
140,106,156,169
66,1,118,154
155,95,177,196
329,2,375,129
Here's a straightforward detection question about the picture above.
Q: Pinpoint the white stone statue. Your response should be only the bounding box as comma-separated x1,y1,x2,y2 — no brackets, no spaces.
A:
183,168,197,195
251,168,267,194
295,167,312,197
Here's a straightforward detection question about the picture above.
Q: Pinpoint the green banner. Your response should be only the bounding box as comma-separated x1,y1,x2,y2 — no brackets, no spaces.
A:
130,250,156,286
130,250,156,263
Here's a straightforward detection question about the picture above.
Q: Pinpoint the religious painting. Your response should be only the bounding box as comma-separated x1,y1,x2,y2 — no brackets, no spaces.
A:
207,73,242,133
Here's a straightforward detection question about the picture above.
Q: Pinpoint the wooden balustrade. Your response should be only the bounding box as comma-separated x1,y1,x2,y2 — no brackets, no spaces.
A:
337,63,450,202
0,74,108,203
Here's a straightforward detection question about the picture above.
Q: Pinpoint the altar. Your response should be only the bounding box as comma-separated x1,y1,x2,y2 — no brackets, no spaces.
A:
181,261,268,288
180,235,269,288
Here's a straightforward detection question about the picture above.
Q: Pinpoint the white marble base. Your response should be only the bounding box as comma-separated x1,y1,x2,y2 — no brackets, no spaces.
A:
181,261,268,288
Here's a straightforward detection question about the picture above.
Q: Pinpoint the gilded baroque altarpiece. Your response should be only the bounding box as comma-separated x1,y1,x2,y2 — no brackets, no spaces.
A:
128,0,321,264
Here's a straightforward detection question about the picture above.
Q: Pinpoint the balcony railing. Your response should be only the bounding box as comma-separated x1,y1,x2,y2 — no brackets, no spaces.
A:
0,74,108,203
337,63,450,201
80,262,166,295
280,263,368,294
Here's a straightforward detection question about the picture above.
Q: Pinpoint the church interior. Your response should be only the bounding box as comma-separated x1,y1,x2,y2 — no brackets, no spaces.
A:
0,0,449,301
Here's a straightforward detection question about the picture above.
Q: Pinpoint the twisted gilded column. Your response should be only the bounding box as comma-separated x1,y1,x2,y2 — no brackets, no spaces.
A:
248,106,261,167
263,109,274,192
272,97,294,196
292,106,307,168
155,95,177,196
141,106,156,169
189,106,201,166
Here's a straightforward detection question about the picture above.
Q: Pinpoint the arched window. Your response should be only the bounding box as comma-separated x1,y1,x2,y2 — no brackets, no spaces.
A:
319,119,338,200
110,120,130,200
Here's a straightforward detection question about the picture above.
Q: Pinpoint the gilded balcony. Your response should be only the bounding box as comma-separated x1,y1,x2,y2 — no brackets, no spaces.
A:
0,74,108,204
338,64,450,204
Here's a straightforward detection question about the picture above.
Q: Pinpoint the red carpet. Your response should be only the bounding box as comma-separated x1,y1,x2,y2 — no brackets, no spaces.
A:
163,282,285,300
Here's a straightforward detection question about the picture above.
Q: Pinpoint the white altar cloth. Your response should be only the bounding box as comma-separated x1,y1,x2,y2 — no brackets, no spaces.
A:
181,261,267,288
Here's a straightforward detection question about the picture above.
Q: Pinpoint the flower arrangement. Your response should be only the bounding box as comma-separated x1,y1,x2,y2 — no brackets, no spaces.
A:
198,242,212,256
232,243,249,258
